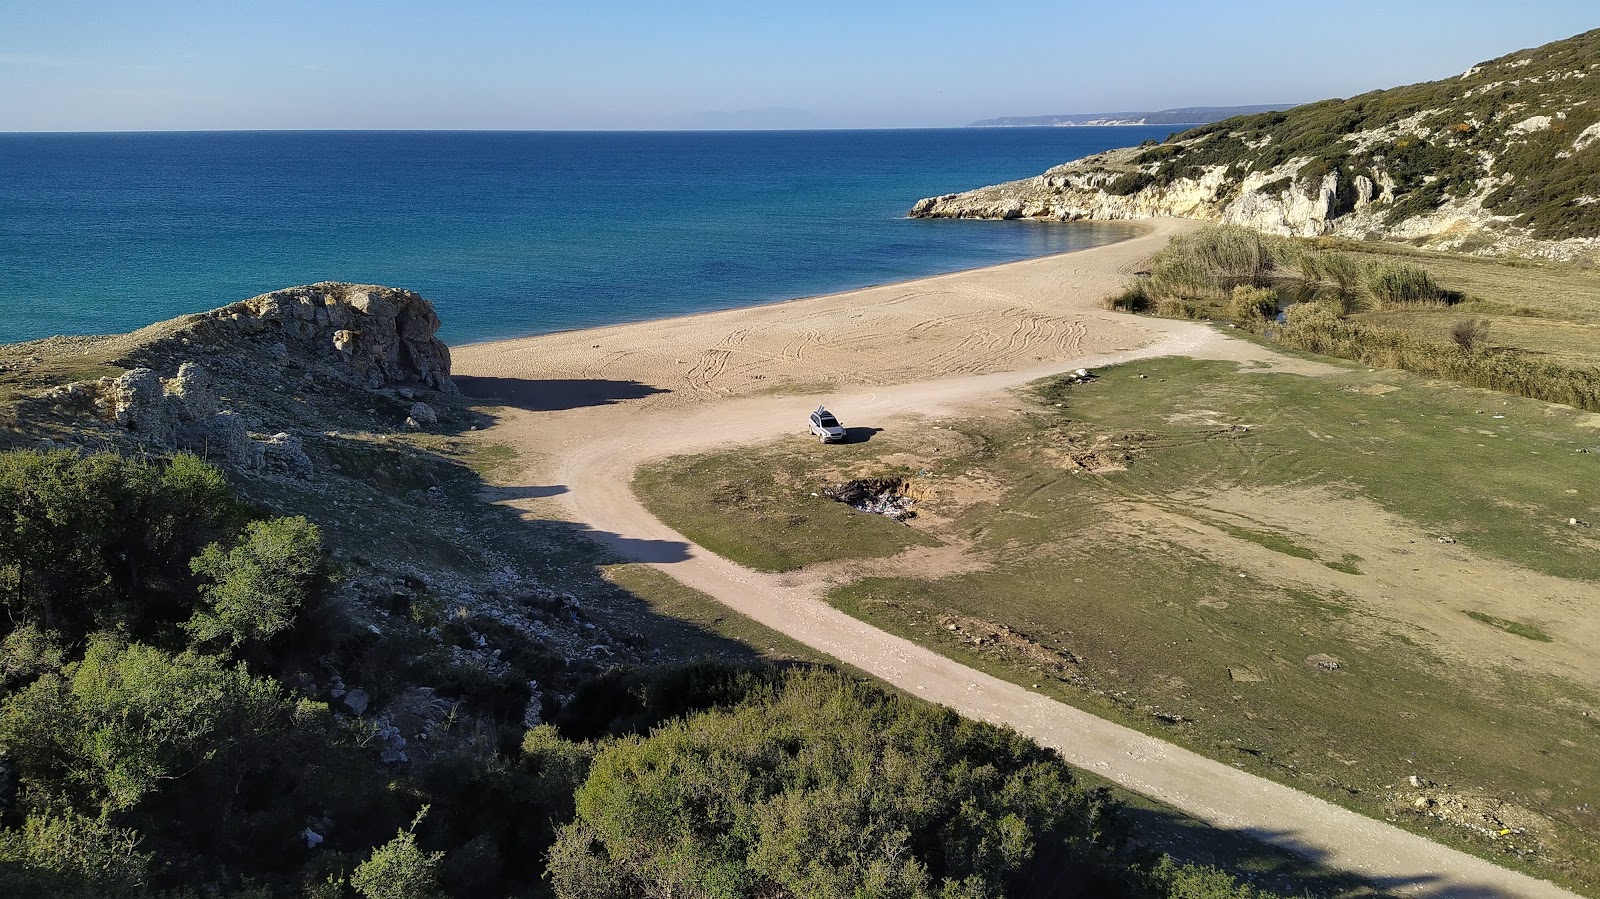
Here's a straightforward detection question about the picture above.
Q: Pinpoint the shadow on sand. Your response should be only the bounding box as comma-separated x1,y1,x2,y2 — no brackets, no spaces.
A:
455,375,669,412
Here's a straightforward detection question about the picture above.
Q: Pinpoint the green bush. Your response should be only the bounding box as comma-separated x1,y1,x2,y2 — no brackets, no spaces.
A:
187,516,325,649
0,811,151,899
351,810,445,899
1228,285,1280,325
548,668,1140,899
0,451,241,644
0,636,295,813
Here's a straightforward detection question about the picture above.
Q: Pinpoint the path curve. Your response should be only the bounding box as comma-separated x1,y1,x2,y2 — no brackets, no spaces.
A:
458,225,1581,899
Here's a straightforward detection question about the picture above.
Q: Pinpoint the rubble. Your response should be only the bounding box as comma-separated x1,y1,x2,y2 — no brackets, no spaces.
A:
823,477,921,520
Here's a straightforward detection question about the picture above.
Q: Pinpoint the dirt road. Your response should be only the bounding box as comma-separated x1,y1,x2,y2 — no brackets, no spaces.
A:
455,222,1581,898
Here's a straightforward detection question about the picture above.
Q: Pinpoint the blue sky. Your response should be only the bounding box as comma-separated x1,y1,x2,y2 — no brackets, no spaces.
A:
2,1,1594,130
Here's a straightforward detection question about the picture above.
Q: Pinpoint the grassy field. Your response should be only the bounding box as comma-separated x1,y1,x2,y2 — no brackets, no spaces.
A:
1336,241,1600,371
635,355,1600,892
634,447,940,571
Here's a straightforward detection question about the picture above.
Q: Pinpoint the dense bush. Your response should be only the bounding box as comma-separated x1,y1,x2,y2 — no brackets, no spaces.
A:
0,451,243,643
188,516,325,649
549,668,1144,899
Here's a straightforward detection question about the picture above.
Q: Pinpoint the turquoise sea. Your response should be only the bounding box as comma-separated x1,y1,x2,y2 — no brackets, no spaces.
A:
0,128,1176,345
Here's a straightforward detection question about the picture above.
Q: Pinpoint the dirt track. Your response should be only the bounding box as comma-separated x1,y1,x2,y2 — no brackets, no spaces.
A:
454,221,1581,898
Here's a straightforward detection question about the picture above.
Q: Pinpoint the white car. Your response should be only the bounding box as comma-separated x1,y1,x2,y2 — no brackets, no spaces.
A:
808,406,847,443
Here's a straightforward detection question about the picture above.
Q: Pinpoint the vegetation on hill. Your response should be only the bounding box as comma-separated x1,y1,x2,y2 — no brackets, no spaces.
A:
1140,28,1600,238
913,29,1600,257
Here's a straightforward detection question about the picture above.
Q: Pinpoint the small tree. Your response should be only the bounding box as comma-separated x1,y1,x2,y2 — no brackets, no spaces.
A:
1450,318,1490,351
351,808,445,899
187,516,324,648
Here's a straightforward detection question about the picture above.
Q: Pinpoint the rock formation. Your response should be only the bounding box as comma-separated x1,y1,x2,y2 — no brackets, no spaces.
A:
177,283,457,394
912,28,1600,262
98,362,311,474
29,282,457,476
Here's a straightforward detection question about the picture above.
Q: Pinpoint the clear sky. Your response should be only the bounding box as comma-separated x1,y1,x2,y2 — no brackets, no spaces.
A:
2,0,1594,131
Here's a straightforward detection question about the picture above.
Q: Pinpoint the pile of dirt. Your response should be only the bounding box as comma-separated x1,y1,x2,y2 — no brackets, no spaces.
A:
1048,430,1155,473
936,613,1080,678
1391,786,1556,857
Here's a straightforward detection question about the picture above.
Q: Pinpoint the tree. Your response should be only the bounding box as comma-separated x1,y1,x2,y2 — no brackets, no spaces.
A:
0,451,239,643
0,636,293,813
187,516,324,648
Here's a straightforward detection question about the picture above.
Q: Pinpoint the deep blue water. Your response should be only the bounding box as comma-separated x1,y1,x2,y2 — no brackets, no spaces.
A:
0,128,1176,345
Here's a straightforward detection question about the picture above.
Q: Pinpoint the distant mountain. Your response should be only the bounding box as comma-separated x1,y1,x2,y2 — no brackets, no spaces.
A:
917,28,1600,260
969,105,1296,128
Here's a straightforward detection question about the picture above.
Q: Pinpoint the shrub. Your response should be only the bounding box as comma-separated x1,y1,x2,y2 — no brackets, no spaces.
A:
1228,284,1280,325
0,811,151,899
1361,261,1446,308
1451,318,1491,351
1105,283,1151,313
187,516,326,649
0,636,295,812
548,668,1140,899
351,809,445,899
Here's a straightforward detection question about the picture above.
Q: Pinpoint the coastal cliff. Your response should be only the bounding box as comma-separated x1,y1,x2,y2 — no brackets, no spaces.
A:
912,28,1600,261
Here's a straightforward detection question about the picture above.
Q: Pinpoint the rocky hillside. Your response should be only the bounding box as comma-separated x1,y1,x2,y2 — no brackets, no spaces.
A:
912,29,1600,260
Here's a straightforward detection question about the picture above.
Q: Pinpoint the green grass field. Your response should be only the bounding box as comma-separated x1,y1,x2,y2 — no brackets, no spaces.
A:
636,356,1600,892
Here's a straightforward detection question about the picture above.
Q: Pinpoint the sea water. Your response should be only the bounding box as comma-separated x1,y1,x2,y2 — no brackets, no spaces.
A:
0,127,1177,344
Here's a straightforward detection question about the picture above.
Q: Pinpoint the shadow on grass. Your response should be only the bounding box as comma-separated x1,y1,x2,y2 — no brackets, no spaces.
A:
455,375,669,411
1123,802,1523,898
844,426,883,443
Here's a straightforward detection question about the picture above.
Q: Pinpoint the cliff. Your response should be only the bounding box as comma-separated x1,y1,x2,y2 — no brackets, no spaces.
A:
913,29,1600,261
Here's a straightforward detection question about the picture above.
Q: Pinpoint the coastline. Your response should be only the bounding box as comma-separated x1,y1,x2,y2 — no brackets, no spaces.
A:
453,219,1151,353
451,218,1186,411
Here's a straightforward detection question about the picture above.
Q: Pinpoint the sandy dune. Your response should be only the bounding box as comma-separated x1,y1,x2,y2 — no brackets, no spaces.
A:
453,220,1578,898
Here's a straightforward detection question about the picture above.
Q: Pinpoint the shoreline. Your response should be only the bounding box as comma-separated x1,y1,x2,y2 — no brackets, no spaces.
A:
451,219,1187,412
452,219,1152,353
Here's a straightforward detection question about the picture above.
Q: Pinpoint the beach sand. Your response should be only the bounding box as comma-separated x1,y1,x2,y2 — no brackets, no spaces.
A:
451,219,1196,412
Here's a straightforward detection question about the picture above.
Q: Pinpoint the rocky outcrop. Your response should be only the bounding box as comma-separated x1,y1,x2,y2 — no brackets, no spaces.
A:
23,282,461,476
911,28,1600,262
97,362,311,474
178,283,457,394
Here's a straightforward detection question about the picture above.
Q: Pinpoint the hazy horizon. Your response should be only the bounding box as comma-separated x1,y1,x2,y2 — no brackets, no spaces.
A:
2,1,1595,132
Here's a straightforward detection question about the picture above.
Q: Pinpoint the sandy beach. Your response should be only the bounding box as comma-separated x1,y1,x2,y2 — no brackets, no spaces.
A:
451,219,1194,413
451,219,1578,898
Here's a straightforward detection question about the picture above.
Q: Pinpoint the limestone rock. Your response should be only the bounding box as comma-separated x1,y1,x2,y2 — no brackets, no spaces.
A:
99,363,302,473
262,432,313,477
185,283,457,393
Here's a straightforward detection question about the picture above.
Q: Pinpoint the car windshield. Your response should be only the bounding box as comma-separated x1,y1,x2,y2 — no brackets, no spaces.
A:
819,415,839,427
